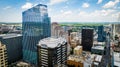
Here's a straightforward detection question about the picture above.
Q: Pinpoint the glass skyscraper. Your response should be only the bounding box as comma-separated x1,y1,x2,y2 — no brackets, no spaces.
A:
22,4,51,64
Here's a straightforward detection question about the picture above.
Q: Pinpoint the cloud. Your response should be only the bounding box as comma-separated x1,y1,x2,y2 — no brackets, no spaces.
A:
50,9,119,22
48,8,53,12
60,10,64,13
82,3,90,8
3,6,11,10
63,10,72,15
91,9,116,17
51,10,73,21
79,11,87,16
103,0,120,8
97,0,102,4
63,6,68,9
78,9,118,22
21,2,33,9
49,0,68,5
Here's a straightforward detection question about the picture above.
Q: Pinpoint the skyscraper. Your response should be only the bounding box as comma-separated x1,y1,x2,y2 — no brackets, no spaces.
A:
0,34,22,64
22,4,51,64
51,22,59,36
37,37,67,67
82,29,93,51
97,26,106,42
51,22,64,37
0,42,8,67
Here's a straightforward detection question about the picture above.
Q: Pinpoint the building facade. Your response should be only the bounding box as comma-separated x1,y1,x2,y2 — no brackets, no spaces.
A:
51,22,59,36
0,42,8,67
0,34,22,64
37,37,67,67
97,26,106,42
51,22,64,37
82,29,93,51
22,4,51,64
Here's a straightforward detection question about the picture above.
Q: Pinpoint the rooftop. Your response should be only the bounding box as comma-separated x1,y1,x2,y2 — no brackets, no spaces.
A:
0,34,22,39
38,37,66,48
23,4,47,14
16,62,31,66
74,46,82,50
114,52,120,67
92,45,104,50
0,41,6,49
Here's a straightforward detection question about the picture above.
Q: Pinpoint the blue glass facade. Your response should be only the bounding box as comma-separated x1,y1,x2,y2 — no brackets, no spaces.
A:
97,26,106,42
22,4,51,64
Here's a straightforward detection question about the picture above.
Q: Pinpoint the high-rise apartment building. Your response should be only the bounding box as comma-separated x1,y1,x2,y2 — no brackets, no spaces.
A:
22,4,51,64
0,42,8,67
37,37,67,67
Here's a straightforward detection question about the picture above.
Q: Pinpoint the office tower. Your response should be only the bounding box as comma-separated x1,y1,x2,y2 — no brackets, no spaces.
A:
0,42,8,67
37,37,67,67
51,22,64,37
62,26,67,33
68,29,72,36
51,22,59,36
97,26,106,42
0,34,22,64
68,29,72,44
54,26,64,37
82,29,93,51
22,4,51,64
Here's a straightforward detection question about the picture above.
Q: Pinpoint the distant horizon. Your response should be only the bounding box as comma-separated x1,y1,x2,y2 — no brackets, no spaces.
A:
0,22,119,24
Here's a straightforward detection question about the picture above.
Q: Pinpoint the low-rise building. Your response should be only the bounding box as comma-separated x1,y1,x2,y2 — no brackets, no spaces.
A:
91,54,103,67
74,46,83,55
67,51,92,67
114,52,120,67
91,45,105,55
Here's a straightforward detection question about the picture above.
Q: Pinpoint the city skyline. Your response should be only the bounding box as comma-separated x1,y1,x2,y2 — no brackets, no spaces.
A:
0,0,120,23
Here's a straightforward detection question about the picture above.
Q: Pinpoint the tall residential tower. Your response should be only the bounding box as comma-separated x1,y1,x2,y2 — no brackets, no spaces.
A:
37,37,67,67
22,4,51,64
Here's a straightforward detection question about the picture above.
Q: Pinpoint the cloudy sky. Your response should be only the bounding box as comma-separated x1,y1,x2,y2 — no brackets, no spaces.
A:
0,0,120,23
